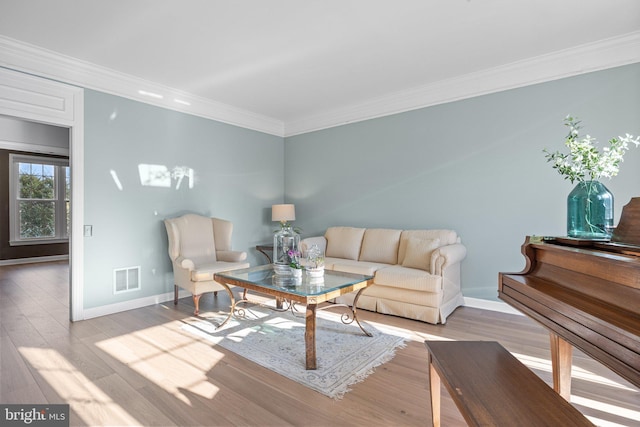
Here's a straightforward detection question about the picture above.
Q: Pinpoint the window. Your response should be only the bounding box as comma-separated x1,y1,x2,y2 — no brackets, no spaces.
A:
9,154,70,245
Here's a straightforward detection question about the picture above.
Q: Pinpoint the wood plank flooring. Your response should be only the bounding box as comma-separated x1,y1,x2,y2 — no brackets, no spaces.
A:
1,261,638,426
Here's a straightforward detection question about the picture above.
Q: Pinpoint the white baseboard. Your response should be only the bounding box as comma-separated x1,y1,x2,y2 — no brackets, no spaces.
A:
82,289,191,320
82,291,521,321
0,255,69,266
463,297,523,316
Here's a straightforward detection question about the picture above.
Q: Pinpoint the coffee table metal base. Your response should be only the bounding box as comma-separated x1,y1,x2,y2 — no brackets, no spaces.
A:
231,287,372,370
214,266,374,370
304,287,372,369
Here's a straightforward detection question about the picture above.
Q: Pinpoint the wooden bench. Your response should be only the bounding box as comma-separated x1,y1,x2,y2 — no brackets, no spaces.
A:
424,341,594,427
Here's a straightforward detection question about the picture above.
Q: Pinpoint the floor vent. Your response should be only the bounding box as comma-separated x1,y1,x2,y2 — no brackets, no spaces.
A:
114,266,141,294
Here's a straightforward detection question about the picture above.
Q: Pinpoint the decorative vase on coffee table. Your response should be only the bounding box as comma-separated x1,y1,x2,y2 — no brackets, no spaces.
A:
305,244,325,278
567,180,613,239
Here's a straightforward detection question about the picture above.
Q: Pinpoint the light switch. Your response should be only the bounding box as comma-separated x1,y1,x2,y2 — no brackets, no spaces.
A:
84,225,93,237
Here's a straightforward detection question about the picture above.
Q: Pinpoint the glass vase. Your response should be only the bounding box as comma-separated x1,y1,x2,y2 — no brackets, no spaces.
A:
567,180,613,239
273,225,300,274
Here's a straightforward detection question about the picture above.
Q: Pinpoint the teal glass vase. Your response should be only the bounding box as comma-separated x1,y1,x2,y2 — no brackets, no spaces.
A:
567,181,613,239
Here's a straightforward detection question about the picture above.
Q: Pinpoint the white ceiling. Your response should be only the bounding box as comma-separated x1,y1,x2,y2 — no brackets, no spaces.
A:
1,0,639,136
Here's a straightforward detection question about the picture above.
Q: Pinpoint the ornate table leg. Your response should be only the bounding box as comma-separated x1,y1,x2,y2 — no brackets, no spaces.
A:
216,283,236,329
351,287,373,337
305,304,317,370
316,287,372,337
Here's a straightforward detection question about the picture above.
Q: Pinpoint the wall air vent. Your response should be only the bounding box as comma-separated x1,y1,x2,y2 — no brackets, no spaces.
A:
113,266,141,294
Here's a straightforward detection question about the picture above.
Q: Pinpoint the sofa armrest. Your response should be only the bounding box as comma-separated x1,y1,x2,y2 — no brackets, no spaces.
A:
300,236,327,256
216,250,248,263
431,243,467,276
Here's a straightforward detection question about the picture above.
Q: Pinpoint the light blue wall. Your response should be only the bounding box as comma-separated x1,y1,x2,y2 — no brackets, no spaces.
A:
285,63,640,300
80,64,640,310
83,90,283,309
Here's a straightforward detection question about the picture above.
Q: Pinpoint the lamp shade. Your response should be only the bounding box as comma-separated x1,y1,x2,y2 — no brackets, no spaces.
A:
272,204,296,222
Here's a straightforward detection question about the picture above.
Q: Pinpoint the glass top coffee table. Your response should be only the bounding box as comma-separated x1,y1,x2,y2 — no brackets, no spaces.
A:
214,264,374,370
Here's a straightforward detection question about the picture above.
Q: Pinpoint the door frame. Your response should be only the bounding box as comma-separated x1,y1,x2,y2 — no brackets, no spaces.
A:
0,67,84,321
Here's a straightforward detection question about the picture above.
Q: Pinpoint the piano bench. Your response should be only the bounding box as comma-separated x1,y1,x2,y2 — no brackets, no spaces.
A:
424,341,594,427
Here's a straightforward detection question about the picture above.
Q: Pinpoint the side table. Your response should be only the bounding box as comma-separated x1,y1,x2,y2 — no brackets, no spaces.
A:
255,244,273,263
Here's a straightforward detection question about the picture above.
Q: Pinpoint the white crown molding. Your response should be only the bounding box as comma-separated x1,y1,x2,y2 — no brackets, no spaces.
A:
0,36,285,137
284,31,640,137
2,32,639,139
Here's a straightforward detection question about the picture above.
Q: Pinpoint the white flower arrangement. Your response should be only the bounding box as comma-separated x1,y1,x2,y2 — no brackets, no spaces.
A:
544,115,639,184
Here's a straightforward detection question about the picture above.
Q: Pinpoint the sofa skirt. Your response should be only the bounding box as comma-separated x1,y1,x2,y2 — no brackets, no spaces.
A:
334,283,464,324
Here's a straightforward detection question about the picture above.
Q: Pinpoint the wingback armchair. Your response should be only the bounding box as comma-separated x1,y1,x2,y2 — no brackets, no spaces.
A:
164,214,250,318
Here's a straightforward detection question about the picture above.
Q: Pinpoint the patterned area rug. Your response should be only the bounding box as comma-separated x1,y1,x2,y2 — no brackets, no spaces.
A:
181,304,407,399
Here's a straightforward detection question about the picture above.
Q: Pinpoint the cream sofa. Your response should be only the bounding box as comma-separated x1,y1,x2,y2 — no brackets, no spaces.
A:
300,227,466,324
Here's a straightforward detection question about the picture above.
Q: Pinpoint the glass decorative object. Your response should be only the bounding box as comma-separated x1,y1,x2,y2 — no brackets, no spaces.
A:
567,180,613,239
271,203,299,275
305,244,325,278
273,225,300,274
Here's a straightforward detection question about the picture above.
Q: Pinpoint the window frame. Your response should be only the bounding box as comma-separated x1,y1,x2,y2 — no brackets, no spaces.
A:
9,153,70,246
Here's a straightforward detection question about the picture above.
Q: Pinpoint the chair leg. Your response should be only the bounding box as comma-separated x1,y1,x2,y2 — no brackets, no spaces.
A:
174,285,178,305
192,294,202,315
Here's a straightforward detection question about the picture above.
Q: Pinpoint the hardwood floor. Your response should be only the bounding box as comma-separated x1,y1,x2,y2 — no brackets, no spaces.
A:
1,261,638,426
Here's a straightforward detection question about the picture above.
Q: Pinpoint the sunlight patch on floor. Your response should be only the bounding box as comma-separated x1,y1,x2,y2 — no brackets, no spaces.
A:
411,331,455,342
572,395,640,427
512,351,639,426
95,322,223,404
512,352,637,391
19,347,141,426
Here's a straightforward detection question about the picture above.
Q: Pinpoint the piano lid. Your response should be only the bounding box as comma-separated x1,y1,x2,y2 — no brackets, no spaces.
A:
539,236,640,257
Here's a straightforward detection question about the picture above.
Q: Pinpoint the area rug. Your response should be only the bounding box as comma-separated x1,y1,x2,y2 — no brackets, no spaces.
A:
180,305,407,399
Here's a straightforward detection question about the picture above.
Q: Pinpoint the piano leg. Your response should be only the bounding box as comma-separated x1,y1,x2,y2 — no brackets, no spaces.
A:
550,332,573,401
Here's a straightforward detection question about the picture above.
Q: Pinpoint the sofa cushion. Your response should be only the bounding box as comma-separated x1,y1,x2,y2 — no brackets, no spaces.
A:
402,237,440,271
325,227,366,260
190,261,250,282
374,265,442,293
398,230,457,264
330,260,390,276
359,228,402,264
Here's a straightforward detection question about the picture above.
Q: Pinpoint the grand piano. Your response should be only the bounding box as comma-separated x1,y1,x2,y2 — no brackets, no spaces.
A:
499,234,640,399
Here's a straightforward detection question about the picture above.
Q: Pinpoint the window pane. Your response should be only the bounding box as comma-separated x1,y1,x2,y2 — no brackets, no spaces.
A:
19,163,32,174
66,200,70,237
18,162,55,199
19,200,55,238
64,166,71,200
43,164,54,178
64,167,70,237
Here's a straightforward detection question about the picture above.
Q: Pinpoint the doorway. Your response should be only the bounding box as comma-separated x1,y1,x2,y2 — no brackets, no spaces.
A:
0,67,84,321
